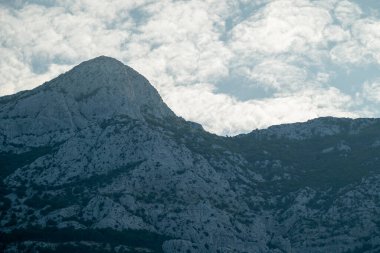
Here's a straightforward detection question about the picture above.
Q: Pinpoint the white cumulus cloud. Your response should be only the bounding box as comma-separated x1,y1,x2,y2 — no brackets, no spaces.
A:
362,80,380,104
0,0,379,135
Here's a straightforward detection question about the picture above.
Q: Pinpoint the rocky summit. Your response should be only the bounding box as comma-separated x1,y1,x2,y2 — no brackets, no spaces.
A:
1,56,380,253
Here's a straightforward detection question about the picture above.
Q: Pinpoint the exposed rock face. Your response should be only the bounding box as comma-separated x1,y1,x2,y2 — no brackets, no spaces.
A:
1,57,380,253
0,56,173,147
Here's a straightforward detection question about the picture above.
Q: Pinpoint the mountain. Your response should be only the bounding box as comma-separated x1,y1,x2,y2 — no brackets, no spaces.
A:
1,56,380,253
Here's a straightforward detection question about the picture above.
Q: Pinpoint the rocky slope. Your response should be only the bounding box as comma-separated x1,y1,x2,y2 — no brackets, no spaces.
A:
1,56,380,253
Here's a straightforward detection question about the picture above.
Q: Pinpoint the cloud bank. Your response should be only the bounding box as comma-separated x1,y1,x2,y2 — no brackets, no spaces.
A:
1,0,380,135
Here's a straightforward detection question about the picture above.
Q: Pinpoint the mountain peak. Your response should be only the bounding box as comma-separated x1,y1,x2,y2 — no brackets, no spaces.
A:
1,56,175,135
85,55,123,63
74,55,126,72
52,56,144,90
43,56,175,121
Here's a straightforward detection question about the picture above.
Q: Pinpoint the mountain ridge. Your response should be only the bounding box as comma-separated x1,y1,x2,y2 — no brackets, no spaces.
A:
1,57,380,253
1,55,377,137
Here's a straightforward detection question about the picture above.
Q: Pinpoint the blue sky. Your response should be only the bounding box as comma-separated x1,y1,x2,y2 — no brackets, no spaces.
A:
1,0,380,135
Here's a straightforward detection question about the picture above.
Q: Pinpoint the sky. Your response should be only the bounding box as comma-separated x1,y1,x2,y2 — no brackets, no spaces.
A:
1,0,380,135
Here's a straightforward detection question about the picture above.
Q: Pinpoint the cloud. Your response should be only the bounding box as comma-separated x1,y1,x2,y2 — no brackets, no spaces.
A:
229,0,342,57
362,80,380,104
0,2,134,93
126,0,233,86
330,18,380,65
241,60,308,92
1,0,380,135
334,0,362,26
165,84,358,135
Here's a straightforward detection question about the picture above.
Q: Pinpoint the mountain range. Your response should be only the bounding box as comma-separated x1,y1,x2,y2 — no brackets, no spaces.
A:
1,56,380,253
